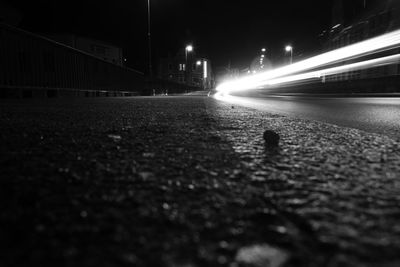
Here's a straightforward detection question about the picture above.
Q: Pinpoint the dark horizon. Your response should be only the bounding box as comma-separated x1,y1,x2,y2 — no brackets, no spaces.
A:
3,0,338,72
3,0,385,73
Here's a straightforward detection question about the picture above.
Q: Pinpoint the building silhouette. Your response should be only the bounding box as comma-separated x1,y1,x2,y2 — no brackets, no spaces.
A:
323,0,400,81
329,0,400,48
158,50,212,90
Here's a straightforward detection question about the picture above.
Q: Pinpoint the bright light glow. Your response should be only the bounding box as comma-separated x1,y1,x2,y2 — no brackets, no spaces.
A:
203,60,208,79
262,48,266,52
196,60,202,66
186,45,193,52
266,54,400,87
285,45,293,52
261,54,265,58
216,29,400,94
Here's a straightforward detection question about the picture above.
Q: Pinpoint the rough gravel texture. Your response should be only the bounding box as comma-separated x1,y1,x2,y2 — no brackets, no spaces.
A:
1,96,400,267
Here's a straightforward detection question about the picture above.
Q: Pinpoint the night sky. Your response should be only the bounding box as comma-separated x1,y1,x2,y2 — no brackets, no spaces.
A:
4,0,335,71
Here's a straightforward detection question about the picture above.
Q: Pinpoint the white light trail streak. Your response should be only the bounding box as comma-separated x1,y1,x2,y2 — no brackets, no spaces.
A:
266,54,400,87
216,29,400,94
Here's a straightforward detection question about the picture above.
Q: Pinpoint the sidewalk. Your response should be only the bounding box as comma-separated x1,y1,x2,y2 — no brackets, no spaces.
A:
1,96,400,267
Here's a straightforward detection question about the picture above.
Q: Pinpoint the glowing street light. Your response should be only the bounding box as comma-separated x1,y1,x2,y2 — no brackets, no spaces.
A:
261,48,266,53
196,60,202,66
285,45,293,64
186,45,193,52
185,45,193,63
185,45,194,84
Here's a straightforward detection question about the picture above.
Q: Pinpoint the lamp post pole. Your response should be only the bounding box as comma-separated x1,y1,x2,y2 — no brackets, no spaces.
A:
185,45,193,86
147,0,153,77
285,45,293,64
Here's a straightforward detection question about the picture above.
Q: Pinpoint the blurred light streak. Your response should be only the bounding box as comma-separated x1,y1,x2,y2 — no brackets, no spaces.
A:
266,54,400,87
216,29,400,94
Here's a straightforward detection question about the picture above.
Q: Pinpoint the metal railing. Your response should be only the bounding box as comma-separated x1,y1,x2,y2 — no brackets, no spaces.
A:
0,23,145,97
148,77,203,96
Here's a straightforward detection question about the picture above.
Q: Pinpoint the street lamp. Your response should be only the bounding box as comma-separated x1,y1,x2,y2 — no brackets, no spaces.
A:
261,48,266,53
185,45,193,85
185,45,193,61
285,45,293,64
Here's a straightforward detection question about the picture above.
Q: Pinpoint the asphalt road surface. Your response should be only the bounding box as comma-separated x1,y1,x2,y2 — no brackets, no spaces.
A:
2,96,400,267
220,93,400,139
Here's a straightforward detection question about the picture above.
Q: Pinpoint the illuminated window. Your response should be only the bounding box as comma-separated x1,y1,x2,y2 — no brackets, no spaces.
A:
179,64,186,71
